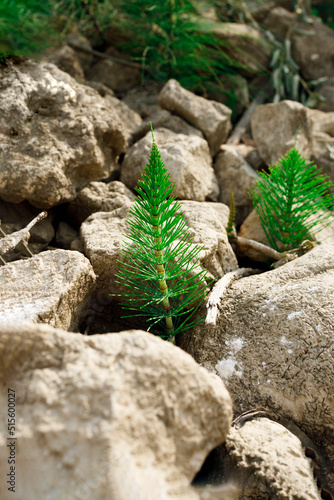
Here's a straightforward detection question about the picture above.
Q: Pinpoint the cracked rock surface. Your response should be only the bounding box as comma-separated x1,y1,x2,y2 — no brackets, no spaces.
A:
0,323,233,500
0,249,96,330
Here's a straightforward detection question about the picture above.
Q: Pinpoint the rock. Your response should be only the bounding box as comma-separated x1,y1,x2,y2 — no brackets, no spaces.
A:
133,109,204,142
55,221,79,250
214,147,258,224
122,85,162,117
0,200,54,260
314,76,334,112
67,180,135,225
239,208,334,260
211,23,271,77
158,79,232,156
47,45,85,80
264,8,334,80
223,418,321,499
105,95,142,145
0,249,96,330
86,57,141,93
120,128,219,201
179,242,334,490
215,0,293,23
0,323,233,500
0,59,127,208
307,108,334,181
80,201,238,293
66,33,94,71
221,144,265,171
251,100,313,165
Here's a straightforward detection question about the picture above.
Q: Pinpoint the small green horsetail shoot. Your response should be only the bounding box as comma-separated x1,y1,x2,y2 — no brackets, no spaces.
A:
115,125,209,340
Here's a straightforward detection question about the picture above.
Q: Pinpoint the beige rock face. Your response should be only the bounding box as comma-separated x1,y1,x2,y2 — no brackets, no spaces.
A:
179,243,334,489
47,44,85,80
0,59,127,208
307,108,334,181
0,323,233,500
68,180,135,225
80,201,238,293
86,58,141,93
214,147,258,224
0,249,96,331
158,80,232,156
224,418,321,500
133,109,204,142
314,76,334,112
264,8,334,80
120,128,219,201
212,23,271,76
251,100,313,165
105,95,142,145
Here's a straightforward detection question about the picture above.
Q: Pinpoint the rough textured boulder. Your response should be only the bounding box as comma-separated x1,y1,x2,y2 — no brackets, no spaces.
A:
67,181,135,225
212,23,271,76
0,323,233,500
251,100,313,165
105,95,142,145
158,79,231,156
133,109,204,142
120,128,219,201
264,8,334,80
179,243,334,490
47,44,85,80
0,59,127,208
223,418,321,499
80,201,238,293
307,108,334,181
0,249,96,330
86,57,141,93
314,76,334,112
214,147,258,224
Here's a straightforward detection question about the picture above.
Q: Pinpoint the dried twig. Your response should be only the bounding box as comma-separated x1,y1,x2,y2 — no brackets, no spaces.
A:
206,268,261,325
226,90,267,145
67,41,143,69
0,211,47,256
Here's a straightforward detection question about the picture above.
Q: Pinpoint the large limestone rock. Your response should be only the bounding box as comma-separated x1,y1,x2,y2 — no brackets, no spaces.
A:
0,249,96,330
214,147,258,224
0,59,127,208
0,323,233,500
264,8,334,80
307,108,334,181
86,57,141,93
80,201,238,293
251,100,313,165
158,79,232,156
179,243,334,490
211,23,271,76
47,44,85,80
120,128,219,201
133,109,204,142
223,418,321,499
67,180,135,225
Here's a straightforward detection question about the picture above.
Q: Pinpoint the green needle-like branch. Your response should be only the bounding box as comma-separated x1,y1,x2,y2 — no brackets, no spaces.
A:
115,125,209,340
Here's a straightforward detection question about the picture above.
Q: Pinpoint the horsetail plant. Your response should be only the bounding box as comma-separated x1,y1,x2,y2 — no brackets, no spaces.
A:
115,126,209,341
249,147,334,252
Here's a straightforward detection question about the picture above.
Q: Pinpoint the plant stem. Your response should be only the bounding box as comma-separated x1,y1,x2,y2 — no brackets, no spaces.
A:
152,210,174,335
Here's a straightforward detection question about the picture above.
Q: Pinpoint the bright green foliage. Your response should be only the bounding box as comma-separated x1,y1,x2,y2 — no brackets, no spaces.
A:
0,0,58,60
116,127,209,340
249,148,334,252
107,0,247,93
